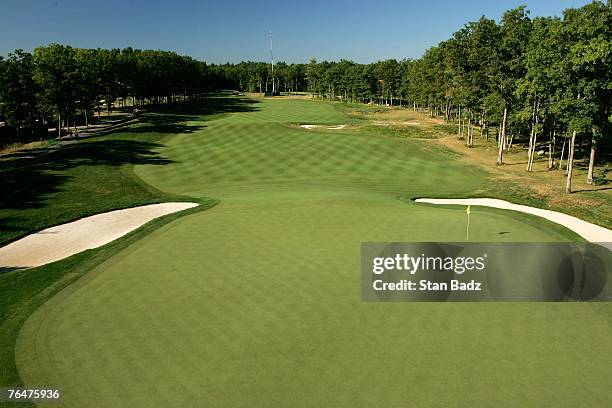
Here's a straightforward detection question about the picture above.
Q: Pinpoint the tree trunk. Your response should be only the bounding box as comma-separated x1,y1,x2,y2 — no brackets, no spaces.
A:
528,132,538,172
506,133,514,152
470,112,474,147
457,106,462,138
496,107,507,165
526,101,537,171
559,135,566,170
527,113,539,172
548,139,553,170
527,130,533,171
467,112,473,148
548,130,555,169
57,112,61,138
565,130,577,193
586,135,596,184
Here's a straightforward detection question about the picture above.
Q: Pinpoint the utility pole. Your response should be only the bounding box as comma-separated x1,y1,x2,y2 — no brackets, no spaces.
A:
269,31,275,94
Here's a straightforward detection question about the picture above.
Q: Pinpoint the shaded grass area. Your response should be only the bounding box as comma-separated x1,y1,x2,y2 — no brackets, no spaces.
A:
0,95,257,244
0,199,217,406
0,139,176,244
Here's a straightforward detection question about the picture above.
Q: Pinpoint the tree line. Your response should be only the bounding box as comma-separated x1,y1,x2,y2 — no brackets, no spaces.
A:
0,46,221,139
1,1,609,192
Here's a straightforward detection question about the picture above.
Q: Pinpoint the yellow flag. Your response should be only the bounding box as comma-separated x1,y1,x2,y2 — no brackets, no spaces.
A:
466,205,471,215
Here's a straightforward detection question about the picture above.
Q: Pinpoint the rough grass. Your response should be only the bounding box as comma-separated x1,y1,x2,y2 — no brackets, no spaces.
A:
341,105,611,228
0,139,56,155
12,96,612,407
435,127,612,229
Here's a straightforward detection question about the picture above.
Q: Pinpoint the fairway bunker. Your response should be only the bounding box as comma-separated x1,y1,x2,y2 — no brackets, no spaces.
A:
0,202,199,269
415,198,612,246
300,124,346,130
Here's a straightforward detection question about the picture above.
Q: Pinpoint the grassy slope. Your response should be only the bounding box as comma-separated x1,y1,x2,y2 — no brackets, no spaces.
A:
14,97,612,407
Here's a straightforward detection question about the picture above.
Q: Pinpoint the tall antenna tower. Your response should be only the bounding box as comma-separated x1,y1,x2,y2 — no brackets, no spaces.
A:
269,31,275,94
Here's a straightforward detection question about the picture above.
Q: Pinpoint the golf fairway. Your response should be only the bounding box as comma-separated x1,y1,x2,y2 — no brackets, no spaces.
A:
16,97,612,407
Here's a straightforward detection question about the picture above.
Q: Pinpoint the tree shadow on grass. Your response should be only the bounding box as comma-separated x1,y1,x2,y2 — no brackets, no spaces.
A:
0,138,177,244
0,267,21,275
110,115,207,136
0,139,173,211
82,94,260,138
573,186,612,193
0,93,261,243
1,92,260,192
143,94,260,116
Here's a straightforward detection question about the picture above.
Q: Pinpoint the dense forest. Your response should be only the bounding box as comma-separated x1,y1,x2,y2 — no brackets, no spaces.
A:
1,1,610,192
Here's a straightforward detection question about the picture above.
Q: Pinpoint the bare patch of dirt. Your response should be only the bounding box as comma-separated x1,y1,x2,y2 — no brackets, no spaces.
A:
373,121,421,126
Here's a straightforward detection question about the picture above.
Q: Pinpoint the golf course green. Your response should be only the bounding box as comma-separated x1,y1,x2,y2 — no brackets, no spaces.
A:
15,96,611,407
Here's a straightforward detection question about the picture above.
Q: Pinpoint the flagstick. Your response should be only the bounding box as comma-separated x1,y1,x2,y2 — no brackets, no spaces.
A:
466,205,471,241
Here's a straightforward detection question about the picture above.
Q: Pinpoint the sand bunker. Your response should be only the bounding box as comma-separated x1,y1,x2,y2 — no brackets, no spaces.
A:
0,202,198,269
415,198,612,245
300,124,346,130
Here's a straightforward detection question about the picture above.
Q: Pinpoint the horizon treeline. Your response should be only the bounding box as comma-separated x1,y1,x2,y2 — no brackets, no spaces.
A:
0,1,609,190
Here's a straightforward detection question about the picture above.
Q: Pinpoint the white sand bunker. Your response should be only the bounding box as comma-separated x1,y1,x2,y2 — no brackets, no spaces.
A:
415,198,612,245
0,202,198,269
300,124,346,130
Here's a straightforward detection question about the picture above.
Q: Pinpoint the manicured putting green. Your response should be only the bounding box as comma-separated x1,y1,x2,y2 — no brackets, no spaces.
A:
17,97,611,406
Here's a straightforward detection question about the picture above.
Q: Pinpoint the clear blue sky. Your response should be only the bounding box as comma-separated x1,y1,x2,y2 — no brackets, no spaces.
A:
0,0,593,63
